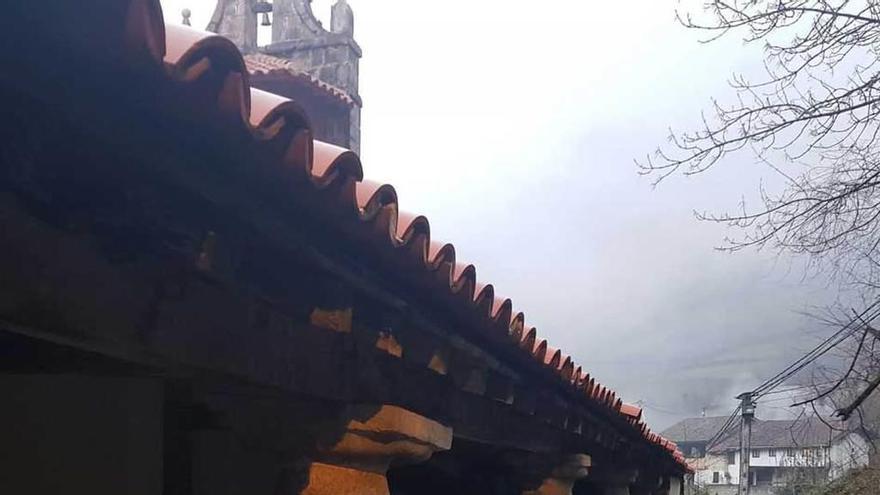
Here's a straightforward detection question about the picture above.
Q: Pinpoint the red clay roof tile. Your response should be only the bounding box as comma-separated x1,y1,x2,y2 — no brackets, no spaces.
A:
620,403,643,421
244,53,355,106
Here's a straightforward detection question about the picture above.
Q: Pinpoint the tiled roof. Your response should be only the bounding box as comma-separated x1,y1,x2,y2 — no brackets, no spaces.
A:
31,0,689,473
710,418,840,451
662,416,734,444
243,53,356,106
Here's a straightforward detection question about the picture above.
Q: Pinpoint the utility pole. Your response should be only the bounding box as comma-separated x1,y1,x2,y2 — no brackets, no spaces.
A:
737,392,756,495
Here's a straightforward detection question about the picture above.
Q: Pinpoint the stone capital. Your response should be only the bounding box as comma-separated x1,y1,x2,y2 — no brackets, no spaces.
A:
302,404,452,495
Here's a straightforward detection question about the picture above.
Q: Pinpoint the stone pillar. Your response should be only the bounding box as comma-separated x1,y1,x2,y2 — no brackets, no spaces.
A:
514,453,591,495
301,404,452,495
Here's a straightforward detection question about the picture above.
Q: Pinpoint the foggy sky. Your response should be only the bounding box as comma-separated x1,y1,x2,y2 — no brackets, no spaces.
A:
161,0,839,429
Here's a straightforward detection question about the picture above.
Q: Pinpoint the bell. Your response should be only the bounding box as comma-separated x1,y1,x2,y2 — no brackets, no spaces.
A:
253,0,273,25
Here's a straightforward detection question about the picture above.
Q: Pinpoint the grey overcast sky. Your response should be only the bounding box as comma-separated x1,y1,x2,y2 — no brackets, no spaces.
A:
161,0,839,429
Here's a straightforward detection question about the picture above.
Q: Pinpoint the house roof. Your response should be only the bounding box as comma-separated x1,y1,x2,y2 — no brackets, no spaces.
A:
662,416,733,444
243,53,357,107
18,0,690,473
710,418,841,452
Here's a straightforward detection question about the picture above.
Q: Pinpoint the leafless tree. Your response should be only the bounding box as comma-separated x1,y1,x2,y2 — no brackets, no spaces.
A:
642,1,880,426
793,306,880,432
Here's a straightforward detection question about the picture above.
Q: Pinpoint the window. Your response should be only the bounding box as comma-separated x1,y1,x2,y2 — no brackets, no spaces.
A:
690,447,699,457
769,449,776,457
752,449,760,458
728,451,736,464
713,472,720,484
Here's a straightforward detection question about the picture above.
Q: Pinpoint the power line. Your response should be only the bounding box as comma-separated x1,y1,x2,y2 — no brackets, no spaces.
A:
706,404,742,450
702,300,880,459
757,380,839,397
637,400,725,417
752,300,880,398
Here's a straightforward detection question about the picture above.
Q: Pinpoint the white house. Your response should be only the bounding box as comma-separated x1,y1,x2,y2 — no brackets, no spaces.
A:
663,416,873,494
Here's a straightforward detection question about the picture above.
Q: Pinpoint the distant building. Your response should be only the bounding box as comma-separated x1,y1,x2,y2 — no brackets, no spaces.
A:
663,416,872,494
207,0,362,152
662,416,732,458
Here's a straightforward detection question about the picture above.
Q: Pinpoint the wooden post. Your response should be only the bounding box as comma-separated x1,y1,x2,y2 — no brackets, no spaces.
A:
737,393,755,495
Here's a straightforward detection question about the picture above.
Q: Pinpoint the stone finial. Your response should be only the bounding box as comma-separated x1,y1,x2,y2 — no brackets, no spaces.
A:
181,8,192,26
331,0,354,36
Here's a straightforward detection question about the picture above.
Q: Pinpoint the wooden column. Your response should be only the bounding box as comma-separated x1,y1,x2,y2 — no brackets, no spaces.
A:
301,404,452,495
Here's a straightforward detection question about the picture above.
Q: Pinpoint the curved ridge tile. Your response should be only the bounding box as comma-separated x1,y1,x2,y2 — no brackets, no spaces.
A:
428,241,455,270
282,129,314,172
165,25,247,84
473,283,495,316
355,180,397,216
572,366,583,386
312,140,363,184
560,356,574,381
450,262,476,296
544,347,561,369
216,72,250,124
249,88,310,137
509,312,525,343
404,231,430,266
491,297,512,327
125,0,166,64
396,211,429,244
533,340,548,364
369,204,400,247
163,25,252,130
521,328,537,353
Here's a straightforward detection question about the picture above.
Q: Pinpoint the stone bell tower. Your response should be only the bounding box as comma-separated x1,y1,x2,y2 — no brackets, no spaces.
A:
207,0,362,153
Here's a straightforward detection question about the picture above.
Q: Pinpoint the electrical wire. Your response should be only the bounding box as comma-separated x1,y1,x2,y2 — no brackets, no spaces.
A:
752,300,880,399
702,300,880,453
705,404,742,450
